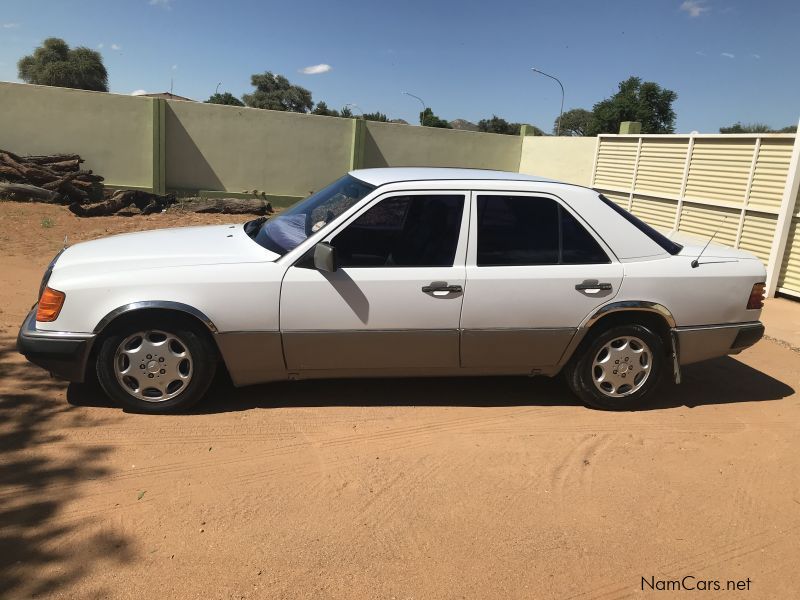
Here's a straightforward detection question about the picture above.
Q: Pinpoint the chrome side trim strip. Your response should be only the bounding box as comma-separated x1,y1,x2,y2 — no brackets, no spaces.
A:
23,309,95,340
585,300,677,329
94,301,218,334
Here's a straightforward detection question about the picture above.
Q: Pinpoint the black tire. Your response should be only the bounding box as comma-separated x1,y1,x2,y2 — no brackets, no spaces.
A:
95,316,217,414
565,323,665,411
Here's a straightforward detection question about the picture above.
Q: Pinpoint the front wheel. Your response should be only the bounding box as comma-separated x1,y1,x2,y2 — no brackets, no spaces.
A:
565,324,665,410
96,320,217,414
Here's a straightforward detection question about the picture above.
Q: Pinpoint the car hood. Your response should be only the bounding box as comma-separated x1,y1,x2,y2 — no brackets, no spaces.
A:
53,224,280,275
666,230,761,261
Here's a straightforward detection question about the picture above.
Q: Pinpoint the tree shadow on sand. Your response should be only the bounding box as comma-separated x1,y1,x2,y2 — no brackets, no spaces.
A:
0,337,135,598
67,355,794,415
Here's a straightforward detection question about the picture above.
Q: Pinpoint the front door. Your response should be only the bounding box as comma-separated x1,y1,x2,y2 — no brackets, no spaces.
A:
280,191,469,373
459,191,624,370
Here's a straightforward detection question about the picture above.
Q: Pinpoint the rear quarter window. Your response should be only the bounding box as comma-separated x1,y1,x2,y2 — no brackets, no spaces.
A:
598,194,683,255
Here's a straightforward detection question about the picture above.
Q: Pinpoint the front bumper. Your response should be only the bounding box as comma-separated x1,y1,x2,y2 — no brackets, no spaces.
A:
16,309,96,382
674,321,764,365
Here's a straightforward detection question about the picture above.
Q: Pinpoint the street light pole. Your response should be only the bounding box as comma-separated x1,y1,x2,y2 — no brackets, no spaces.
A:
402,91,426,125
531,68,564,136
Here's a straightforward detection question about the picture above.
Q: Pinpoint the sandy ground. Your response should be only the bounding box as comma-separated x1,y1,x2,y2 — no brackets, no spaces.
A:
1,203,799,599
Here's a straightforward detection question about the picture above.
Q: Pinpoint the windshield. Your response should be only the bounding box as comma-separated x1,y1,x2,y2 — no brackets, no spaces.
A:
248,175,375,255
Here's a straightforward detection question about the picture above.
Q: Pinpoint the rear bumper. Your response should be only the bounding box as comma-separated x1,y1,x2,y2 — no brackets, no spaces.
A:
16,309,96,382
675,321,764,365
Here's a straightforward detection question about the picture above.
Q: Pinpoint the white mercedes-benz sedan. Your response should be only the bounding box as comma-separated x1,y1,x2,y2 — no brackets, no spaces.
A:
18,168,766,413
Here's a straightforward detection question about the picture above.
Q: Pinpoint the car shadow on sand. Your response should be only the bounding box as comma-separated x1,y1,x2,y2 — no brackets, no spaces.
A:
66,355,795,414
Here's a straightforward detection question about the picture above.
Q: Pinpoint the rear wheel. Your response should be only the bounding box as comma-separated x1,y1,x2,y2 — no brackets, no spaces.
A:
565,323,665,410
96,319,217,413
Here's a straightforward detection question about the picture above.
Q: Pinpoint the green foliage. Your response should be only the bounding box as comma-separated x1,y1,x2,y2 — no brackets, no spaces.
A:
205,92,244,106
18,37,108,92
557,108,593,136
478,115,540,136
242,72,313,113
587,77,677,135
312,101,340,117
362,112,389,122
420,108,451,128
719,122,796,134
40,216,54,229
339,105,354,118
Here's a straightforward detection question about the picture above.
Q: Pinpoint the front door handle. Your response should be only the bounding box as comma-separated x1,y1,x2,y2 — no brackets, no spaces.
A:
422,282,463,294
575,280,613,292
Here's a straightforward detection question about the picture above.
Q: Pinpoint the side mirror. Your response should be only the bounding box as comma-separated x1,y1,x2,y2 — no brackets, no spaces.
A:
314,242,337,272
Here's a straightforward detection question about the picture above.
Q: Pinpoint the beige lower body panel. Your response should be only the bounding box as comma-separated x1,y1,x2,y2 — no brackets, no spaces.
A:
460,328,577,368
215,328,579,387
214,331,287,386
675,322,764,365
282,330,460,371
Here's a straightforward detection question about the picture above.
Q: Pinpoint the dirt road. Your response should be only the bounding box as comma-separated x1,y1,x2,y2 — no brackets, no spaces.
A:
2,204,799,599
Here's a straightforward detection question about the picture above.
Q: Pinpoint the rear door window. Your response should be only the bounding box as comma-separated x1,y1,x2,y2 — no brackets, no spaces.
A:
476,195,609,266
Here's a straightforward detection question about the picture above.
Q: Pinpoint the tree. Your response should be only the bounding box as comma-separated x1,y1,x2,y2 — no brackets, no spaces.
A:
362,111,389,122
587,77,677,135
312,101,340,117
557,108,593,136
719,122,796,133
477,115,541,136
339,105,354,118
420,108,451,128
242,72,313,113
18,37,108,92
206,92,244,107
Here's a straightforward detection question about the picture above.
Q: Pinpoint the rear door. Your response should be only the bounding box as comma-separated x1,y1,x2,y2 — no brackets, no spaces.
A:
460,191,623,370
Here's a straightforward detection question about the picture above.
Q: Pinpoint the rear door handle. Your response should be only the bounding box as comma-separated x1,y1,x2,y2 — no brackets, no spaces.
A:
575,280,613,292
422,282,463,294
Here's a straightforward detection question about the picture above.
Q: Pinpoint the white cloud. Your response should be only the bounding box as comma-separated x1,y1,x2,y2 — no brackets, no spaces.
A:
721,52,735,58
149,0,172,8
97,43,104,49
751,53,761,59
680,0,709,17
2,22,20,28
171,64,178,70
111,43,121,50
131,89,147,96
300,63,332,75
695,50,706,56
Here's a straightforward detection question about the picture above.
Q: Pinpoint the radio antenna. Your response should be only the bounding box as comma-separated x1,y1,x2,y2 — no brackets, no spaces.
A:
691,217,727,268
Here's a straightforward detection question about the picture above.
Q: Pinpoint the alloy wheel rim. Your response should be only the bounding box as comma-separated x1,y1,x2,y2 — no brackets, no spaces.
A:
591,336,651,398
113,330,193,402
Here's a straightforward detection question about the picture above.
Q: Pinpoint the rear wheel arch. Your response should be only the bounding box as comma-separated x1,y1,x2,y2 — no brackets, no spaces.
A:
566,302,677,367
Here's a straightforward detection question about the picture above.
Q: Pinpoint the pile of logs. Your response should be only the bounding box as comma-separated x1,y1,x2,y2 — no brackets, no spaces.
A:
0,149,273,217
0,150,104,204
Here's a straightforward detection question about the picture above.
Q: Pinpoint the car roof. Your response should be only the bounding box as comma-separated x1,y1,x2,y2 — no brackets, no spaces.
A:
349,167,562,187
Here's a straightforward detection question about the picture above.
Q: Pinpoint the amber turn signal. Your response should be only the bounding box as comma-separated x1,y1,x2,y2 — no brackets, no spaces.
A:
746,283,765,310
36,287,66,322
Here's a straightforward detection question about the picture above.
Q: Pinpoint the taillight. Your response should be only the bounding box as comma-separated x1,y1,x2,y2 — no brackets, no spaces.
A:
747,283,765,310
36,287,66,322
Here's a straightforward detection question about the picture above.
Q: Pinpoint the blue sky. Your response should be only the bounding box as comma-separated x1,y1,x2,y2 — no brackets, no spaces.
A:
1,0,798,132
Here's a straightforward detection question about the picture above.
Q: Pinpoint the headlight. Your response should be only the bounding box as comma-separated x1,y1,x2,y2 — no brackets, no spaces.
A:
38,248,65,300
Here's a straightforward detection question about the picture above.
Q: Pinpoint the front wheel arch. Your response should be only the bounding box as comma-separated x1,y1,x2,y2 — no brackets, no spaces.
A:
87,306,223,384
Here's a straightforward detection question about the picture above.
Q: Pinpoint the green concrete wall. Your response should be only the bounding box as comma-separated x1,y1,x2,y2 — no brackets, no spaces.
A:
0,81,156,190
518,136,597,185
164,100,354,197
362,121,522,171
1,81,601,197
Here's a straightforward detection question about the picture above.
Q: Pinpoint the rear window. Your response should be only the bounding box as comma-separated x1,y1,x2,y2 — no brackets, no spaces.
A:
598,194,683,256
